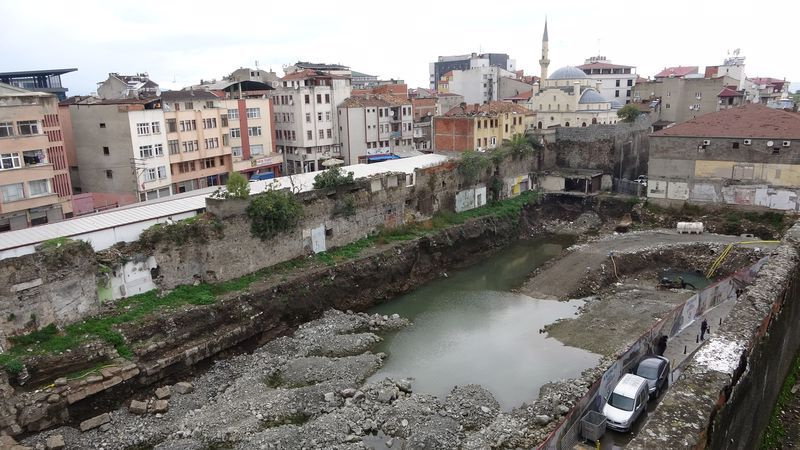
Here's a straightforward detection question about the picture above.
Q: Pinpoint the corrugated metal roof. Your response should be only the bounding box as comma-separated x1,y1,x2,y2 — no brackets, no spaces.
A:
0,154,450,253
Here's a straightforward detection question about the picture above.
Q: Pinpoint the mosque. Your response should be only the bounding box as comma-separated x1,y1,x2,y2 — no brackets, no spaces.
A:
528,20,622,129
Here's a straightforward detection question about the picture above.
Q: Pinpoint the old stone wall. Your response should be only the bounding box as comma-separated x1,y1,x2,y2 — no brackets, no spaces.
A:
0,242,98,343
628,223,800,449
0,154,540,339
547,116,651,179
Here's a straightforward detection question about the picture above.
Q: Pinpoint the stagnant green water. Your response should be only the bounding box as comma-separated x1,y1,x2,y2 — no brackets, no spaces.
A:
368,236,601,410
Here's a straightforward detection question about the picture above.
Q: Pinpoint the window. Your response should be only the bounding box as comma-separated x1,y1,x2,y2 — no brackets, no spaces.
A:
204,158,216,169
29,179,49,196
185,102,194,110
304,94,310,104
222,134,230,146
248,126,262,136
204,138,219,149
227,108,239,119
232,146,243,157
324,94,330,103
318,129,324,139
166,119,177,132
1,153,21,170
246,108,261,118
0,183,24,202
250,144,264,155
626,90,631,97
316,94,322,103
154,143,164,156
151,122,161,134
325,112,331,121
205,101,214,108
0,122,13,137
106,170,113,178
103,146,110,155
143,168,156,182
221,115,228,127
616,80,621,87
307,130,313,140
203,118,217,129
182,140,198,152
627,79,633,87
230,128,241,138
18,120,39,135
732,142,740,149
168,140,179,154
305,113,311,123
318,112,323,121
157,166,167,179
139,145,154,158
327,129,332,138
615,90,620,97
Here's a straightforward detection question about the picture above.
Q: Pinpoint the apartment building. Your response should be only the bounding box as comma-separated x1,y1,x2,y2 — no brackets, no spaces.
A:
271,69,352,173
220,96,281,179
69,98,172,204
577,56,638,104
433,102,535,152
0,83,73,231
429,53,515,90
338,94,414,164
632,75,738,124
437,65,517,105
97,73,160,100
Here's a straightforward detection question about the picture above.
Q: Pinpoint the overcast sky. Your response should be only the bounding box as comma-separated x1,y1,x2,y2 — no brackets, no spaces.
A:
3,0,799,96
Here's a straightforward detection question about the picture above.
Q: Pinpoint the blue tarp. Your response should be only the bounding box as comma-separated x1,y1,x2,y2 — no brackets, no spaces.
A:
367,155,401,162
250,171,275,181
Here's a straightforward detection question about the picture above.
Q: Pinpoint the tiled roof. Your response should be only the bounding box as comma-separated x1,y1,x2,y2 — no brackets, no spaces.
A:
654,66,699,78
749,77,784,85
340,93,410,108
718,87,743,98
577,62,634,70
444,101,533,117
502,90,533,101
652,104,800,139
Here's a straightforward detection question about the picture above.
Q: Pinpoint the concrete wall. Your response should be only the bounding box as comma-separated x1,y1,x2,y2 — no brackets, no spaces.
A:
628,224,800,449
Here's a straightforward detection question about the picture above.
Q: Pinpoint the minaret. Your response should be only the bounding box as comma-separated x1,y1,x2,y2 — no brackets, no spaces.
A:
539,19,550,83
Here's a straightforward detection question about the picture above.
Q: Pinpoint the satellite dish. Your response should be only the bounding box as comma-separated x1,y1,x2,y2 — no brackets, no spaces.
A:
767,141,775,147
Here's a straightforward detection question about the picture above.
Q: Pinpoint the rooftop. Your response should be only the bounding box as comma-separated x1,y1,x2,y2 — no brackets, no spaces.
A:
576,62,634,70
0,68,77,77
444,101,533,117
340,93,409,108
0,154,450,257
718,87,744,98
0,82,55,98
652,104,800,139
295,61,350,71
160,90,220,102
282,69,349,81
654,66,699,78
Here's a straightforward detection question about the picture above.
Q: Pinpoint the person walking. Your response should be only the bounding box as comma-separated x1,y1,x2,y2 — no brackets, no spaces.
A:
700,318,709,341
656,335,668,356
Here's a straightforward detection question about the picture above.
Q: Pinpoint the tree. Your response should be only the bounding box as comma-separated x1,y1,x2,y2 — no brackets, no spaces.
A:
246,190,303,240
313,167,355,190
225,172,250,199
508,134,535,158
617,104,641,123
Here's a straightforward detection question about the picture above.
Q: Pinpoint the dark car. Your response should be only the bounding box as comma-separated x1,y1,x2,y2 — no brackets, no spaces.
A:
635,356,670,399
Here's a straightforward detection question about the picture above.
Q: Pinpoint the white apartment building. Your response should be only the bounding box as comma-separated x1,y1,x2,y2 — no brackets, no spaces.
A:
439,66,517,105
576,56,638,104
338,94,414,164
271,69,352,174
69,99,173,204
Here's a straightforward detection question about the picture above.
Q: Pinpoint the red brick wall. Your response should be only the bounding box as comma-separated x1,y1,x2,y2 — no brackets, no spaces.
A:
411,98,436,121
433,117,474,152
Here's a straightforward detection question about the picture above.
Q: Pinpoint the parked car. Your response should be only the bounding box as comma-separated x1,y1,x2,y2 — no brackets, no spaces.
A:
602,373,649,432
635,356,670,399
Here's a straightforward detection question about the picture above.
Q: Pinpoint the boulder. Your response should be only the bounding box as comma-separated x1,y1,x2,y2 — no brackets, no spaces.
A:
155,386,171,400
46,434,66,450
174,382,194,395
153,400,169,413
129,400,148,415
80,413,110,432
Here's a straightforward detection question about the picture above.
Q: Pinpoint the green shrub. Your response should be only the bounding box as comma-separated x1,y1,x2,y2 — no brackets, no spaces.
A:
225,172,251,199
458,151,490,183
247,190,303,240
313,167,355,190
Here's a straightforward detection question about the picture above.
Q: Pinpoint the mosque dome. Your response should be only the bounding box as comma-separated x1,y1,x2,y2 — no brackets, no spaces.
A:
579,89,609,104
548,66,588,80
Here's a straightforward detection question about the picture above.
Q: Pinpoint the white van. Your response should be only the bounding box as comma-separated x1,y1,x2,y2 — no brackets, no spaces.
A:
602,373,649,432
